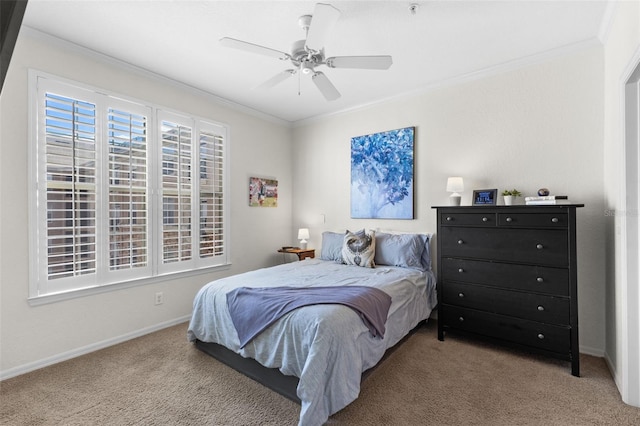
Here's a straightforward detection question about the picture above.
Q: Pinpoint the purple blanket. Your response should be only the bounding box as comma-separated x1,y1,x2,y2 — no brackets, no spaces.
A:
226,286,392,349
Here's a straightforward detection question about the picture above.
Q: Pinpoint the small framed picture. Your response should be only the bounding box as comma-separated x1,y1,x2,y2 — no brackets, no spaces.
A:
249,177,278,207
472,189,498,206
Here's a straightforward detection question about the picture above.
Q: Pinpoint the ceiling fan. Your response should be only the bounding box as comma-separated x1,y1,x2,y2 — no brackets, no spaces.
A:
219,3,393,101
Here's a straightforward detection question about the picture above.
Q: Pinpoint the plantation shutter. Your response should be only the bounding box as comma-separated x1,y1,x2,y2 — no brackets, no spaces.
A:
31,73,230,300
44,92,97,282
160,115,193,264
107,107,149,271
198,123,225,258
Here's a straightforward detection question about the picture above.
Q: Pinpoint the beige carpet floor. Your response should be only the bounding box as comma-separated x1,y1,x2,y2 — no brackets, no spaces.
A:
1,321,639,425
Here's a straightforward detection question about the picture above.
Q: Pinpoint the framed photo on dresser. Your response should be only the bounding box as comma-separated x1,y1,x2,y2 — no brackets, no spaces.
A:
472,188,497,205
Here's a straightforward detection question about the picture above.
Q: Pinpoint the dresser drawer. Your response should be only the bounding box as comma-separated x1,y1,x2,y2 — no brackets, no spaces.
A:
442,258,569,296
440,227,568,266
442,282,570,325
498,213,568,228
442,305,571,354
440,212,496,227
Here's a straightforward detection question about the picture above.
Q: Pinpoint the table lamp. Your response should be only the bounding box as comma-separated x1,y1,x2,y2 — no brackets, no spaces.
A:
446,177,464,206
297,228,310,249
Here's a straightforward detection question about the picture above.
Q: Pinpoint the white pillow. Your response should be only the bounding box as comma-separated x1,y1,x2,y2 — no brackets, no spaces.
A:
342,229,376,268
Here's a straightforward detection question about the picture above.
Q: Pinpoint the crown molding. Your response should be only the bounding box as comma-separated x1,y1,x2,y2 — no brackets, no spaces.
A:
20,26,291,128
293,37,603,128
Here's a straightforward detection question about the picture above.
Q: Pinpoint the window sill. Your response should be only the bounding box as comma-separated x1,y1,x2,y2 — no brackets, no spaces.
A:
27,262,232,306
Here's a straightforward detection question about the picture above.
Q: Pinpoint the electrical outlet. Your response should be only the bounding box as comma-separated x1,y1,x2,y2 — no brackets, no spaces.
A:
154,292,164,305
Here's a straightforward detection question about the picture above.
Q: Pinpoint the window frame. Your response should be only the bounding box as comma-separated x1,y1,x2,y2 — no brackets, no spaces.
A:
28,71,230,304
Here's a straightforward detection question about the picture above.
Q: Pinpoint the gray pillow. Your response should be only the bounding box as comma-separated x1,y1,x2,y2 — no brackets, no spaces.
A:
320,229,366,262
420,233,432,271
375,232,432,271
320,231,344,261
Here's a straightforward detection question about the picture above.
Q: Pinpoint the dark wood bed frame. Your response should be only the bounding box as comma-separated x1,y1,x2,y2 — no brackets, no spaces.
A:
194,320,427,404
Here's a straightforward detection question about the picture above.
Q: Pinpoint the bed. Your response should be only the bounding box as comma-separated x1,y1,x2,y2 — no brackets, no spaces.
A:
187,230,437,426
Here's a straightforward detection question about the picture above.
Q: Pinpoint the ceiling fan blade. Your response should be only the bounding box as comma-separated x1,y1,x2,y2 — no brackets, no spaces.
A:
326,55,393,70
220,37,289,60
312,71,341,101
256,70,296,89
305,3,340,52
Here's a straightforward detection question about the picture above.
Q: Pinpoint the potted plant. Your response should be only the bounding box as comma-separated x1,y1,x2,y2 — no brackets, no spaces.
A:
501,189,522,205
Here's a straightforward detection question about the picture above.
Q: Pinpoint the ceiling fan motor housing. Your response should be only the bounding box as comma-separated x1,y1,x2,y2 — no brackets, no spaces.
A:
291,39,308,60
291,39,324,70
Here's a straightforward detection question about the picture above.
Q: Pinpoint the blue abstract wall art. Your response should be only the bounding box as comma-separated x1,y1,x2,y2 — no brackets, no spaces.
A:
351,127,415,219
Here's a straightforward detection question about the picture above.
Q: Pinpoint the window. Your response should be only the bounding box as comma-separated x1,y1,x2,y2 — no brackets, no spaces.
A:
30,74,229,299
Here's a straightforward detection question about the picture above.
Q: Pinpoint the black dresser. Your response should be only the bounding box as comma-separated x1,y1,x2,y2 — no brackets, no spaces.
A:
432,204,583,376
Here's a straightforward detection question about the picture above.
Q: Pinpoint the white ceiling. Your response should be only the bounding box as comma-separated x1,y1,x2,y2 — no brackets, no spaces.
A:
21,0,611,123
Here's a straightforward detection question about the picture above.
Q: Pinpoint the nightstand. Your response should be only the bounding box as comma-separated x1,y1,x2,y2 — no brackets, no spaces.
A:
278,248,315,261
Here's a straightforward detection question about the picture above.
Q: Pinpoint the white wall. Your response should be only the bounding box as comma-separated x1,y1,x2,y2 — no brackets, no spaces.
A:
0,30,293,378
292,46,606,355
602,1,640,408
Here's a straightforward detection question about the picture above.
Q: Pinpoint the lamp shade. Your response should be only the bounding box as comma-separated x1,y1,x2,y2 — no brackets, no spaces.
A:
446,177,464,193
297,228,310,240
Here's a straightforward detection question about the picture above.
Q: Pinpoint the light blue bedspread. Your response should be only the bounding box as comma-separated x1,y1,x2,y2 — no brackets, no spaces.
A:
187,259,437,426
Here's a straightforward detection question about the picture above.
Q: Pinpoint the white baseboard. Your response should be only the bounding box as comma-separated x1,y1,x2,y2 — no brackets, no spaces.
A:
580,344,605,358
604,351,618,383
0,315,191,381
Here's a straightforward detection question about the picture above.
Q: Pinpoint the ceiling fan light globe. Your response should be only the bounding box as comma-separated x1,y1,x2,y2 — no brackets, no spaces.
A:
301,62,313,74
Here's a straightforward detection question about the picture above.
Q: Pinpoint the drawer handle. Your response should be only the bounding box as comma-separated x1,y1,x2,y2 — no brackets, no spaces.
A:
458,268,464,273
537,333,545,340
458,316,465,322
551,217,559,223
506,217,513,222
457,239,464,245
536,244,544,250
446,216,453,221
537,305,545,311
536,277,544,283
482,217,488,222
458,292,465,298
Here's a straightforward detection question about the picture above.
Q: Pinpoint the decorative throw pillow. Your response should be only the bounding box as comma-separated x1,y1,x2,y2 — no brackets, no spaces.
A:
342,229,375,268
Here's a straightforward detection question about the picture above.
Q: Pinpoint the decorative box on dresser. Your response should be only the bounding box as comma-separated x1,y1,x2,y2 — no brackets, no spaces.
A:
432,204,584,376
